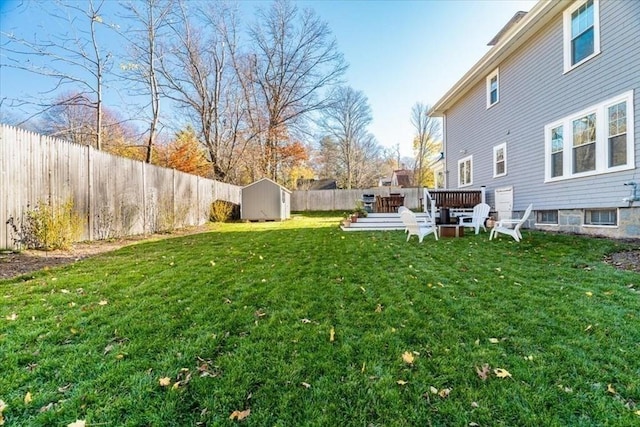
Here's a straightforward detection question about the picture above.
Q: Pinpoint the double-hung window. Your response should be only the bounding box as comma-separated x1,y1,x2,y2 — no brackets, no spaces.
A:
458,155,473,187
486,68,499,108
493,143,507,177
544,91,634,182
550,126,563,178
572,113,596,173
608,101,627,167
563,0,600,72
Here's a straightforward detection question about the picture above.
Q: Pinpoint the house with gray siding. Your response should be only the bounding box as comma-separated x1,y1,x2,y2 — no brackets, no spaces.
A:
430,0,640,238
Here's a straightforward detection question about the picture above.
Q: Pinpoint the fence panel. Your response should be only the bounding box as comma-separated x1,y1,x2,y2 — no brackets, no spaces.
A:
291,188,421,211
1,124,241,250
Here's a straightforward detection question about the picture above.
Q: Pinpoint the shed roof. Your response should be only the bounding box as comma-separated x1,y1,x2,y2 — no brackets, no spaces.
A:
242,177,291,193
430,0,565,116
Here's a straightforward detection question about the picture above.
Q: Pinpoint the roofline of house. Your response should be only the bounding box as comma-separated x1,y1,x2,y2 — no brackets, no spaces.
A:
429,0,565,117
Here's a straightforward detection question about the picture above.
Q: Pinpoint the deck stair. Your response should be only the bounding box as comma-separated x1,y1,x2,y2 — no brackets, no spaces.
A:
341,212,433,232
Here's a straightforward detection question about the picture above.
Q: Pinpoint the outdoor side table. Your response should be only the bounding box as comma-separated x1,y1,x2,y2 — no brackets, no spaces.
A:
438,224,464,238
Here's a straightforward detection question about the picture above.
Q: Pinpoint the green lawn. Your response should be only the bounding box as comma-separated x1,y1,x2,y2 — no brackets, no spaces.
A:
1,212,639,426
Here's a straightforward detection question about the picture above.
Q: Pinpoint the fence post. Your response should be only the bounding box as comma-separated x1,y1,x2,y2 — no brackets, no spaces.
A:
87,145,94,241
142,162,147,234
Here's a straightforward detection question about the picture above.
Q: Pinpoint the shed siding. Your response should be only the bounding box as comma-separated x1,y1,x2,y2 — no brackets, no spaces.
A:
241,179,290,220
444,0,640,212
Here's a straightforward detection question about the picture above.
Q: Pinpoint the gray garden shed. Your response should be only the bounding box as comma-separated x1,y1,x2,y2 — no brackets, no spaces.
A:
241,178,291,221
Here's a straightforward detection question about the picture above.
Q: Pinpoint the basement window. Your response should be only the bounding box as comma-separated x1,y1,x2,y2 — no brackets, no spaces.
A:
536,210,558,225
584,209,616,226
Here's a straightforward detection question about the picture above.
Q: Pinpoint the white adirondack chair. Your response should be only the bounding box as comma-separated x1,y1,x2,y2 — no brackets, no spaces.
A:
401,210,438,242
458,203,491,234
489,204,533,242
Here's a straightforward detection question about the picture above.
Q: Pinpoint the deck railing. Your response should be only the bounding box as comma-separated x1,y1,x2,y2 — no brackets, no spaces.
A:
423,188,485,209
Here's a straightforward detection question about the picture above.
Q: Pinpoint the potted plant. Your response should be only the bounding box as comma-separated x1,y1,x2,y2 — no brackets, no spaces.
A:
353,200,368,219
341,212,352,227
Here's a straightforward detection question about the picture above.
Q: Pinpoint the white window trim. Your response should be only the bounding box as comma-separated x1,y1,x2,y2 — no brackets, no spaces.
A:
486,68,499,109
583,208,618,228
544,90,634,183
458,155,473,188
563,0,601,73
493,142,507,178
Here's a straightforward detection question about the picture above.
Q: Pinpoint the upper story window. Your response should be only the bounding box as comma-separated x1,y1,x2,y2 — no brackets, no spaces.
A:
563,0,600,72
544,91,634,182
486,68,499,108
493,142,507,177
458,155,473,187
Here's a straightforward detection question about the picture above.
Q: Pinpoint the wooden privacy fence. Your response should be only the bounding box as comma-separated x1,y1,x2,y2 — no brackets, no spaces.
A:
0,124,241,250
291,188,423,211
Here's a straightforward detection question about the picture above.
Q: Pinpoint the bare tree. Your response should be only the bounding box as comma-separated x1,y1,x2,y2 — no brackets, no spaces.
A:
319,86,379,189
158,0,250,181
1,0,115,150
411,102,441,187
248,0,347,181
120,0,174,163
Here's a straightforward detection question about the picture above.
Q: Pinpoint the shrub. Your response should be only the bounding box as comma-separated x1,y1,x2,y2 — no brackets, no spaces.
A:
210,200,234,223
9,198,83,250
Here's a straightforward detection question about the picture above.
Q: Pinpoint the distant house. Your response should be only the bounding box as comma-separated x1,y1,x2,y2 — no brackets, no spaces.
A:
391,169,413,188
379,169,413,188
430,0,639,238
241,178,291,221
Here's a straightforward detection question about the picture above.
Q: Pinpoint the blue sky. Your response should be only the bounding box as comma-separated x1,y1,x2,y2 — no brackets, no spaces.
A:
0,0,537,157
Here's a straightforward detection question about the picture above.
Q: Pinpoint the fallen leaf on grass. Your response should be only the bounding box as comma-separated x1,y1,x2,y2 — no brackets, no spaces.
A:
402,351,415,365
301,382,311,389
429,386,438,394
471,401,479,408
607,384,616,394
635,410,640,416
103,344,114,355
159,377,171,387
5,313,17,321
396,380,408,385
58,384,73,393
488,338,500,344
375,304,383,313
67,420,86,427
476,364,490,381
300,318,311,324
39,402,54,413
438,388,451,398
24,392,32,404
229,408,250,420
98,300,108,306
494,368,512,379
329,327,335,342
0,399,6,426
585,291,593,297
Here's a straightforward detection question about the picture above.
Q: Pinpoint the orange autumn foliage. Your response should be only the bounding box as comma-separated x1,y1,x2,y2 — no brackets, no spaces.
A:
157,127,212,177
